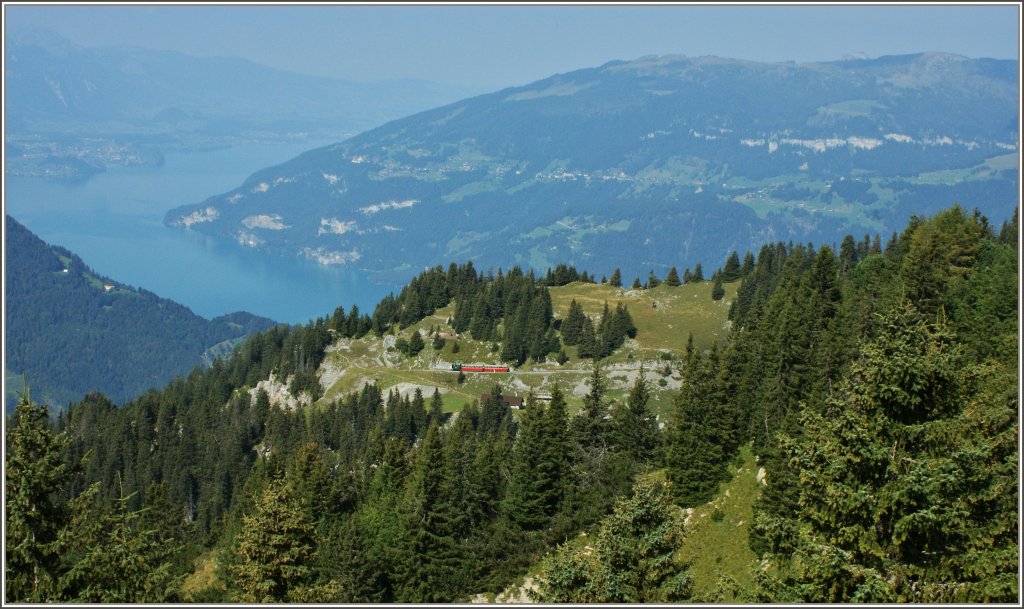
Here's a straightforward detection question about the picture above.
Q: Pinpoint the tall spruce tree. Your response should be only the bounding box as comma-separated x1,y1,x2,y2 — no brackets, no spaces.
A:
609,267,622,287
397,422,461,602
503,395,559,532
5,393,70,603
429,388,444,425
560,299,586,346
226,478,337,602
741,251,756,276
900,205,986,317
577,316,598,359
612,365,659,465
759,302,1019,602
722,251,742,281
317,517,387,603
541,385,571,507
667,351,727,507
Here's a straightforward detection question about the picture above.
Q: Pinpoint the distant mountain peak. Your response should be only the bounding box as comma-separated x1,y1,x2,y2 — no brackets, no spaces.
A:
5,25,77,52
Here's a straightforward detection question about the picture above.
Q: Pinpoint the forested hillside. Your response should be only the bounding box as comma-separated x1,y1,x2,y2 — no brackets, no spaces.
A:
4,204,1018,603
4,215,277,409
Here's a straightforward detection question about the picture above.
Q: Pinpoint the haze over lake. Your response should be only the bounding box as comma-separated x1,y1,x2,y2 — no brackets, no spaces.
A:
5,141,398,324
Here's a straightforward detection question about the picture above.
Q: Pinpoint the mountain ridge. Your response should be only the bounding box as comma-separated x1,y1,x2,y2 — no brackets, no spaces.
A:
165,52,1018,282
4,215,279,410
4,27,479,180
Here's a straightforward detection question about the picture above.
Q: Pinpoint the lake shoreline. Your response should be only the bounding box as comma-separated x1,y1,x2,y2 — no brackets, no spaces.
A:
4,140,399,325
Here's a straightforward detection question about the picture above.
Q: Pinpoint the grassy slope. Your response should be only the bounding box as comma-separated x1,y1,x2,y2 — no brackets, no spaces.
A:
678,444,763,602
316,279,738,417
493,445,764,603
548,279,737,355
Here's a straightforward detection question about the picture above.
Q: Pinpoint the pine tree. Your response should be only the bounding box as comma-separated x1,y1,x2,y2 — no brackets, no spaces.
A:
722,251,742,281
535,477,692,603
612,365,659,464
613,302,637,340
5,392,70,603
572,360,612,453
997,206,1017,248
577,315,598,358
665,267,681,286
900,205,986,316
468,291,494,340
452,293,473,333
760,302,1019,602
647,269,661,288
429,388,444,425
397,422,461,602
741,251,756,276
503,395,554,532
711,273,725,300
358,436,409,601
57,477,183,603
839,234,859,276
317,518,387,602
667,351,727,507
870,233,883,255
565,362,626,532
542,385,571,504
609,267,622,287
692,264,704,281
285,442,334,523
408,330,425,356
227,478,337,602
595,301,614,358
631,276,643,289
560,299,586,346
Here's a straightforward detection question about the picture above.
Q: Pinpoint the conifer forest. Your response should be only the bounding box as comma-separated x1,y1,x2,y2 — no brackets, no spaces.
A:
4,205,1019,603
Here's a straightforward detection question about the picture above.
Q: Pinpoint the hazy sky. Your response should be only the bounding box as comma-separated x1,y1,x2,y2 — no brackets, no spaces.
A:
5,3,1020,90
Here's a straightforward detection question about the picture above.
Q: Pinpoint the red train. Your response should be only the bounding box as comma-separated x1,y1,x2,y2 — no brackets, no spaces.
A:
451,363,510,373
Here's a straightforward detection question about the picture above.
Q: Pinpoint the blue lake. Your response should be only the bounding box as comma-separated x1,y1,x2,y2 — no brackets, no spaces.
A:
4,141,399,325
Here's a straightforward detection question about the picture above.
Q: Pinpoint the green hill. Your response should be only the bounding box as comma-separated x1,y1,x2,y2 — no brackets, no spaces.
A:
4,215,278,409
315,278,737,417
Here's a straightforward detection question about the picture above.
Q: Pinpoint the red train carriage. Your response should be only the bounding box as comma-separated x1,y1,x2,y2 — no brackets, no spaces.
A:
451,363,510,372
